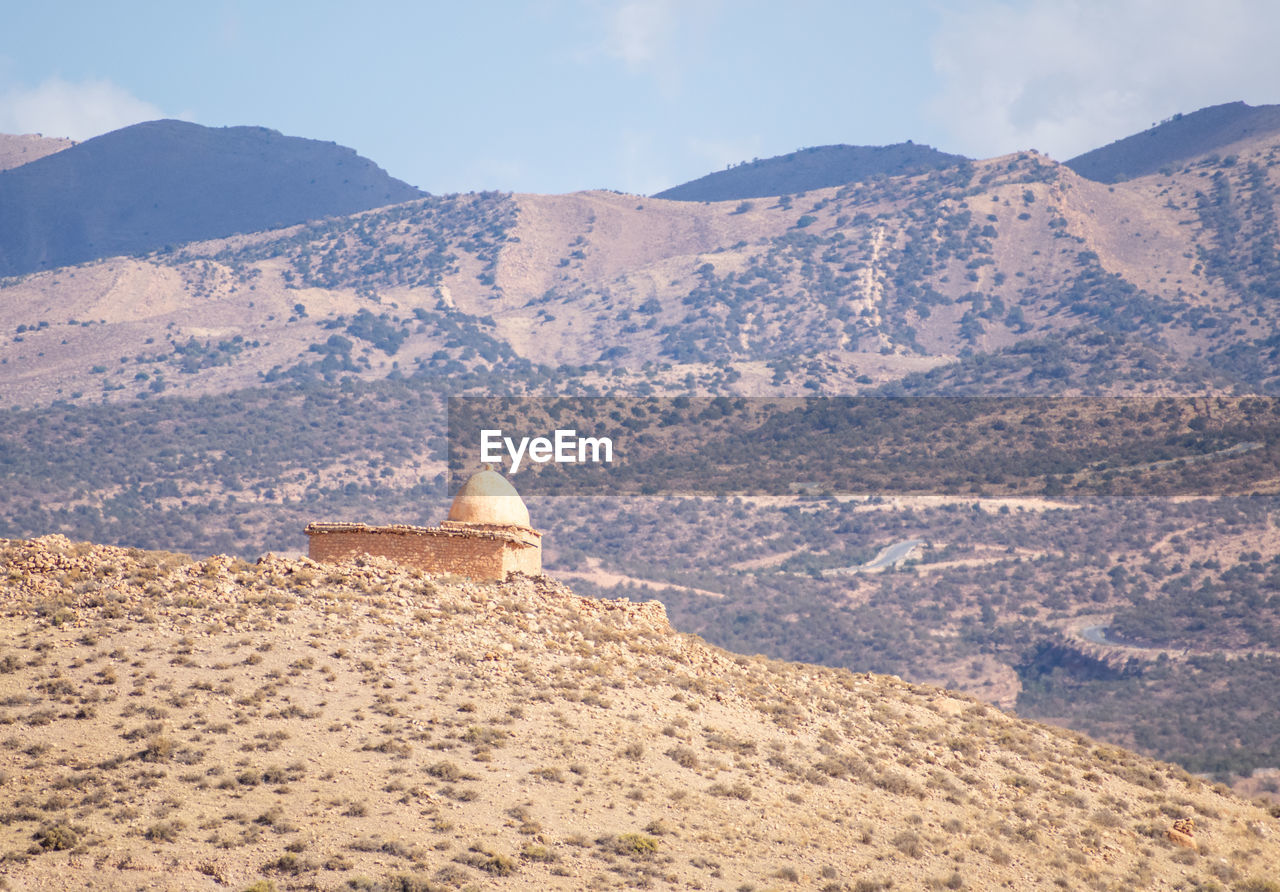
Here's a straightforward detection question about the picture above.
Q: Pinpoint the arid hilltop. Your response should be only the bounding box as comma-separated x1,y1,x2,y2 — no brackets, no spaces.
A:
2,535,1279,890
0,134,72,172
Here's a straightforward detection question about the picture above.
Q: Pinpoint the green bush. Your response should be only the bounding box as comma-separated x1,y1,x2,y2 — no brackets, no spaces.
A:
36,823,79,851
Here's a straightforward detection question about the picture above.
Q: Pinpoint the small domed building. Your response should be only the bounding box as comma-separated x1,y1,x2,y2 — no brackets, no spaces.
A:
304,469,542,580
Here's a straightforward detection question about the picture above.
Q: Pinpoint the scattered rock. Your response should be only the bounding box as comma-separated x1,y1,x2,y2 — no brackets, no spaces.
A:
1167,818,1196,848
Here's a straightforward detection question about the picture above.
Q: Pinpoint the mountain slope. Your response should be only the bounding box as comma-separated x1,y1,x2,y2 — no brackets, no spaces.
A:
0,134,73,172
653,142,968,201
11,112,1280,410
0,120,423,277
1066,100,1280,183
2,534,1277,891
7,102,1280,410
8,130,1280,557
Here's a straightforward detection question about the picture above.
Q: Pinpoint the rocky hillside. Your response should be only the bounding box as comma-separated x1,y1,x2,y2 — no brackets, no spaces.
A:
0,134,73,172
2,534,1278,891
1066,101,1280,183
0,120,422,278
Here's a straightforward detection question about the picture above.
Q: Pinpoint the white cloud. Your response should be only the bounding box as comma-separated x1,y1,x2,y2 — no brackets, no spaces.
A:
584,0,720,90
604,0,679,69
928,0,1280,160
0,76,167,141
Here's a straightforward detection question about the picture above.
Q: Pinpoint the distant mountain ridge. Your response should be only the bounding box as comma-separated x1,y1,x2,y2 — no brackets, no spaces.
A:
1066,101,1280,183
0,119,423,278
653,142,968,201
0,133,73,172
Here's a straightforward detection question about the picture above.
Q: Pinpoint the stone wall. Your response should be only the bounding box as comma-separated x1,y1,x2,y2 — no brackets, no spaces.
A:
305,523,540,581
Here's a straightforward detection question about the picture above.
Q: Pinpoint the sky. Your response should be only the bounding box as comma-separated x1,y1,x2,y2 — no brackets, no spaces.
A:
2,0,1278,196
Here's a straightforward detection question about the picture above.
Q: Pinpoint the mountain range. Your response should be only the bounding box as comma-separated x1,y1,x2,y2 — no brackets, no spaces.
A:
5,102,1280,412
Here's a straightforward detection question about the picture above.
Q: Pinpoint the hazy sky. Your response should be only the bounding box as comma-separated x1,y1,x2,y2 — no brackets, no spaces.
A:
2,1,1277,195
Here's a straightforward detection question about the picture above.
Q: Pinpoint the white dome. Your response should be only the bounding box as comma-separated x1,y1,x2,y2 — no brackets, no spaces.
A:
446,469,531,528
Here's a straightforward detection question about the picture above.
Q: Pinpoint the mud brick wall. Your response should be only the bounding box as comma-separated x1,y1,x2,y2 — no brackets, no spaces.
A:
306,527,539,581
502,540,541,577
